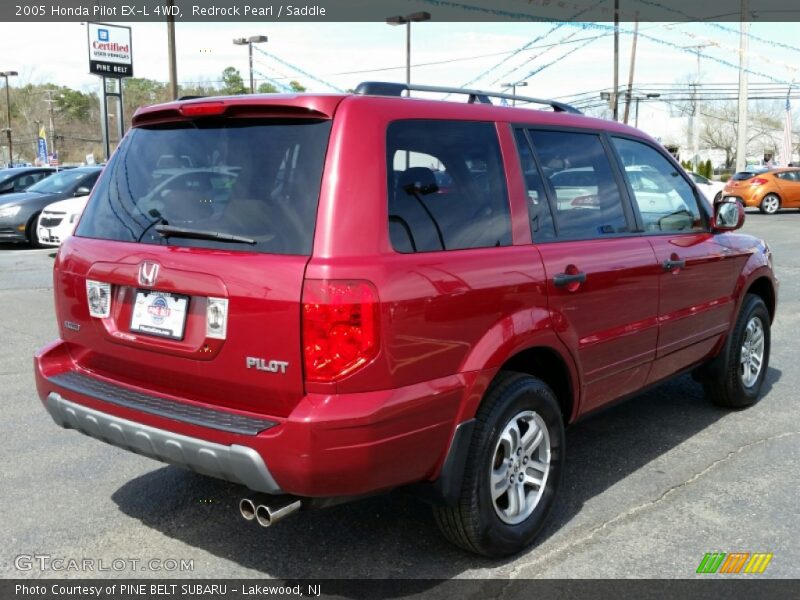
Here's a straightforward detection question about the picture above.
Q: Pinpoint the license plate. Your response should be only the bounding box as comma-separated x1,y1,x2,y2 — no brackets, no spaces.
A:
130,290,189,340
38,227,49,241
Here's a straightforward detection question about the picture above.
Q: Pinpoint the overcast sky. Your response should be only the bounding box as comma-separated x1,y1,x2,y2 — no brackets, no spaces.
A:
1,20,798,140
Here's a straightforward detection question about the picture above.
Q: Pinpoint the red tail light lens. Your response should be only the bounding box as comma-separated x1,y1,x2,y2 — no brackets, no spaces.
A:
302,279,379,383
750,178,768,185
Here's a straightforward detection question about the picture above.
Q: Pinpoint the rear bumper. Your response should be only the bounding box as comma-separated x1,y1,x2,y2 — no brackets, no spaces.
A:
45,392,282,493
35,339,472,498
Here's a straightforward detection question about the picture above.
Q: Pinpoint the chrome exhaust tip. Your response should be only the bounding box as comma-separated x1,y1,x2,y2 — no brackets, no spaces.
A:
239,498,256,521
254,496,302,528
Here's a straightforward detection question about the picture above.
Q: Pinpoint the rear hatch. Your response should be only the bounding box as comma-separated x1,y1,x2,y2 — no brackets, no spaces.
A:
54,98,340,418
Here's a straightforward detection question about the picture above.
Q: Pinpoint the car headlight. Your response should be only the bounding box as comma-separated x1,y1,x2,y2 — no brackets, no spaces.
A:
0,205,21,218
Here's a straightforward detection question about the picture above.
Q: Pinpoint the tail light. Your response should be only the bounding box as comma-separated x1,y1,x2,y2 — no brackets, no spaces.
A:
302,279,379,383
750,178,768,186
86,279,111,318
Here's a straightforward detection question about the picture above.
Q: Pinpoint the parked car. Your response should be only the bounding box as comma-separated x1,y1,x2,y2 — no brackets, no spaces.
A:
723,168,800,214
34,84,777,557
36,194,91,247
0,167,102,246
0,167,55,195
688,171,726,204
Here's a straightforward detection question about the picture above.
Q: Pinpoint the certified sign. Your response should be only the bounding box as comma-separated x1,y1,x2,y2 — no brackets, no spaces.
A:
87,22,133,78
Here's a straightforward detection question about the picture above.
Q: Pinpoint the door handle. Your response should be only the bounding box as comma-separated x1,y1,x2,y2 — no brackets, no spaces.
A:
553,272,587,287
662,258,686,272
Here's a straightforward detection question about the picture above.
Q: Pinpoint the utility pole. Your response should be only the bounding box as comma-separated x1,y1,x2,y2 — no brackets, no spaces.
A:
42,89,58,158
1,70,17,167
622,16,639,124
684,44,709,172
735,0,750,172
166,0,178,100
613,0,620,121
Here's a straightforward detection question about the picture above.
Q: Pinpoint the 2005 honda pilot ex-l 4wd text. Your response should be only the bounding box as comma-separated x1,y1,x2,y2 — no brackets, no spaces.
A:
34,82,777,557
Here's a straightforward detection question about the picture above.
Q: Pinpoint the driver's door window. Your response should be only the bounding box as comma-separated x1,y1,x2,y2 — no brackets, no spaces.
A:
612,138,705,233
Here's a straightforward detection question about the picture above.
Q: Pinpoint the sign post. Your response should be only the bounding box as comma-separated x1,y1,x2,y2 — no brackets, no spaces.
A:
87,22,133,160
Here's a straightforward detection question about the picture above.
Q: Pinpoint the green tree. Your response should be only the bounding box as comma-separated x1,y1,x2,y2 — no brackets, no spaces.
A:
705,159,713,179
289,80,307,92
257,82,279,94
220,67,248,95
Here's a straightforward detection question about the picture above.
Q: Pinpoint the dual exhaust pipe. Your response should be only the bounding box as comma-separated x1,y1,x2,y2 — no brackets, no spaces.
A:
239,494,302,528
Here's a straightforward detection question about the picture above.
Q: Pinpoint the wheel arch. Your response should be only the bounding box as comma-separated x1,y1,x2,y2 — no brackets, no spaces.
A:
498,345,578,424
746,275,776,323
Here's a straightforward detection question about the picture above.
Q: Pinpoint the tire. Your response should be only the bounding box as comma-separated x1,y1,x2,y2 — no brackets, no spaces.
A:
702,294,770,408
714,191,722,203
433,371,565,557
759,193,780,215
26,213,42,248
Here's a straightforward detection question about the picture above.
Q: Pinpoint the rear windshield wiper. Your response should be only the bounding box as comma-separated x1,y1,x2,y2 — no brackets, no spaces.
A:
154,224,256,245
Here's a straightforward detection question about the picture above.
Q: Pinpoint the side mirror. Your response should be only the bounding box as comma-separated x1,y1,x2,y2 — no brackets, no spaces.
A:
75,186,91,196
713,196,745,231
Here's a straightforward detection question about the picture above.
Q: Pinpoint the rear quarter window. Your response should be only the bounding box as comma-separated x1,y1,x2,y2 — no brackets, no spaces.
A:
386,120,511,253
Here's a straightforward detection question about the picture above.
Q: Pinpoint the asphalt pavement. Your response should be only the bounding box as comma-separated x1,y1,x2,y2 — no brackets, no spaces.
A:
1,211,798,581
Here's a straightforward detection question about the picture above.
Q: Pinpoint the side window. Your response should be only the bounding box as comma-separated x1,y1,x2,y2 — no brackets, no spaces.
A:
386,120,511,253
528,130,631,239
612,137,705,233
15,175,33,191
514,128,556,241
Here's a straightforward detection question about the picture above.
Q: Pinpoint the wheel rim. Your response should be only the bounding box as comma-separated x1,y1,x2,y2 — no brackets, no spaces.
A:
763,195,779,213
490,410,551,525
740,316,765,388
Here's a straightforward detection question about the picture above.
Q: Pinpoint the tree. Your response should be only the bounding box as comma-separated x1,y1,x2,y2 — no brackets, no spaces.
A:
257,82,279,94
699,100,784,170
289,80,307,93
122,78,169,129
220,67,247,95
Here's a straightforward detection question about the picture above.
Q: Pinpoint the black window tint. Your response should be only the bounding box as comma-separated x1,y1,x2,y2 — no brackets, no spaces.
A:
386,120,511,253
77,119,331,255
528,130,630,239
612,137,704,233
514,128,555,241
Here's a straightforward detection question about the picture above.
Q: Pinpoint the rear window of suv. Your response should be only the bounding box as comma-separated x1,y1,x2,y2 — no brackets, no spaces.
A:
77,118,332,255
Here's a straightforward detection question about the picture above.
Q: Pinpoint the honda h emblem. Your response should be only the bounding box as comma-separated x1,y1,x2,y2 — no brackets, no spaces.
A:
138,261,160,287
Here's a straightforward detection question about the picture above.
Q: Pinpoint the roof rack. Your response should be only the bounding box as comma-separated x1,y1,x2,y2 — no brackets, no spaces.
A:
354,81,582,114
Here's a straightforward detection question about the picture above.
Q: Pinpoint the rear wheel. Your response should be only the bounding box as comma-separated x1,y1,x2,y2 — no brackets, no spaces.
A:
433,372,564,557
759,193,780,215
702,294,770,408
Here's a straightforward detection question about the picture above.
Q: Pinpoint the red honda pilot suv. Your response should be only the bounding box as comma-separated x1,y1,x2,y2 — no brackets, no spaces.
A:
34,82,777,557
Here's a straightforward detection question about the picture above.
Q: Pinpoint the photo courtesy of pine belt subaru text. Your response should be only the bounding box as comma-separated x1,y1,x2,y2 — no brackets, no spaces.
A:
33,82,777,557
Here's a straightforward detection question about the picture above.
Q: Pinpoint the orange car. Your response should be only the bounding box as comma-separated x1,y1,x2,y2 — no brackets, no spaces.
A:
723,167,800,214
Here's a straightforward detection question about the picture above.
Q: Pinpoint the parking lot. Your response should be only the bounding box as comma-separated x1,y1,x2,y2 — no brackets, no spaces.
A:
1,210,798,580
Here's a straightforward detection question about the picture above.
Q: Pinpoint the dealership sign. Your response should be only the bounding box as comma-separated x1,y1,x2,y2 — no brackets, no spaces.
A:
87,22,133,77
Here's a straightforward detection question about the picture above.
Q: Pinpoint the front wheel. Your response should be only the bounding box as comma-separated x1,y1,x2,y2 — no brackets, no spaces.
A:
702,294,770,408
433,372,565,557
759,193,780,215
26,214,42,248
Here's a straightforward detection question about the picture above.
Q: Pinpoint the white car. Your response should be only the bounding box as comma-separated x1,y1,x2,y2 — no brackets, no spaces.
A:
37,194,90,247
688,172,725,204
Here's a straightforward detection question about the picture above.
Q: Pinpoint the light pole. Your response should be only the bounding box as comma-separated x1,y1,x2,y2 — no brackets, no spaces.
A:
502,81,528,106
233,35,268,93
386,12,431,95
1,70,18,167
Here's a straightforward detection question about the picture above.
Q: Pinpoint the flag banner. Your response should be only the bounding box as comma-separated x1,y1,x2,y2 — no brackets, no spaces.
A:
37,126,48,166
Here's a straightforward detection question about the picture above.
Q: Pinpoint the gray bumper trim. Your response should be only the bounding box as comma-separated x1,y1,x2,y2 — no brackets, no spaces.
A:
46,392,282,494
